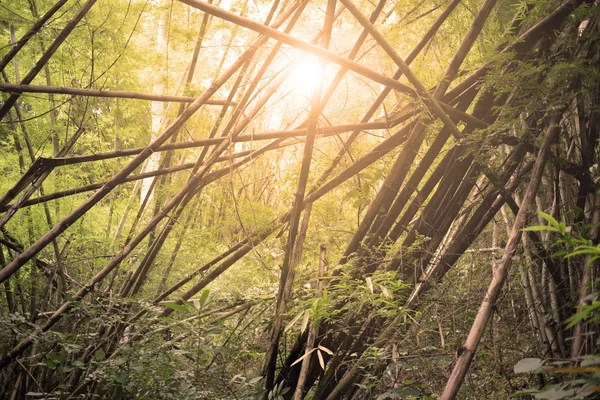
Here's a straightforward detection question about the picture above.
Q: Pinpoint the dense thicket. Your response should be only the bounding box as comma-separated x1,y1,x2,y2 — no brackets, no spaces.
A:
0,0,599,398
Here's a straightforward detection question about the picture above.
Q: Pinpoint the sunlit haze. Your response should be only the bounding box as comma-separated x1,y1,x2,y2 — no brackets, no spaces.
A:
289,55,323,97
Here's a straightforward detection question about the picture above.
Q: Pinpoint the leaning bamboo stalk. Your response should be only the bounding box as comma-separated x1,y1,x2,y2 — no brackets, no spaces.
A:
177,0,488,130
311,0,460,195
338,0,463,140
0,83,231,105
441,115,562,399
264,0,336,387
293,245,328,400
0,0,98,122
40,115,399,167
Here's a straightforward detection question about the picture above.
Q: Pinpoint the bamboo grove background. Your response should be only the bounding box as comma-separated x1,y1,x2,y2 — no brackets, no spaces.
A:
0,0,599,398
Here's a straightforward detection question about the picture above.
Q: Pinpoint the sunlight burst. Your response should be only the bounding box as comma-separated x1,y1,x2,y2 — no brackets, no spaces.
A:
289,56,324,97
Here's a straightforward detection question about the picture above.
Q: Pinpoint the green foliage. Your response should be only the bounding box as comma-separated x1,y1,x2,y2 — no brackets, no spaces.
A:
512,211,600,399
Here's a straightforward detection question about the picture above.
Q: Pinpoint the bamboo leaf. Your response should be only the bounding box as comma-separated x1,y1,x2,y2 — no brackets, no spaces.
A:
192,299,201,310
514,358,545,374
318,345,333,355
301,309,310,333
537,210,560,229
317,349,325,370
199,289,210,307
284,310,304,333
366,277,374,294
378,284,391,298
163,302,188,313
290,348,316,367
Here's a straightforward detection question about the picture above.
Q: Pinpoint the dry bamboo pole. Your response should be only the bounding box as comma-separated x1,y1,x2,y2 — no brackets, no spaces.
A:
0,0,98,122
0,0,69,73
0,83,231,105
293,245,328,400
40,120,391,166
338,0,463,139
441,115,562,399
263,0,336,388
433,0,497,96
177,0,488,129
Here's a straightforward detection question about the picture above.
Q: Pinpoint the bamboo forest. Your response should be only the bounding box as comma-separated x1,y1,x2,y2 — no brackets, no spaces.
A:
0,0,599,398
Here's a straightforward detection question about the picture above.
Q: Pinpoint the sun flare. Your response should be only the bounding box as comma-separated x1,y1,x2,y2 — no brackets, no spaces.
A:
289,56,324,96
